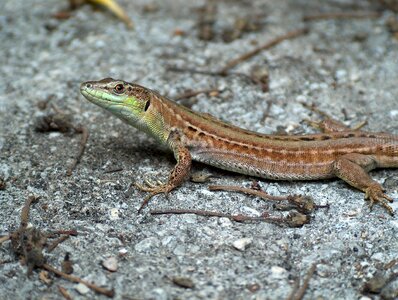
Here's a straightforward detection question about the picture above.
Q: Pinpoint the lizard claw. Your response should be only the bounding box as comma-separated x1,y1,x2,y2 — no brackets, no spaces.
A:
143,178,158,189
136,178,166,192
135,179,172,213
364,184,394,215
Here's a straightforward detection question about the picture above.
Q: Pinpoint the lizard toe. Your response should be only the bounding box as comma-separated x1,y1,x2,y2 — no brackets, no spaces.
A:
364,185,394,215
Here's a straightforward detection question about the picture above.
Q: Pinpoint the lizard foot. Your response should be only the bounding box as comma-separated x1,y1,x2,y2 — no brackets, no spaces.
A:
135,179,173,213
364,184,394,215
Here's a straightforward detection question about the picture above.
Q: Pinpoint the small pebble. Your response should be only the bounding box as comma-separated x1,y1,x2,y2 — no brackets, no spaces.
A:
119,248,128,255
371,252,385,261
335,69,347,80
75,283,90,294
389,110,398,118
270,266,287,278
232,238,253,251
109,208,120,220
103,257,118,272
219,217,233,227
172,276,195,288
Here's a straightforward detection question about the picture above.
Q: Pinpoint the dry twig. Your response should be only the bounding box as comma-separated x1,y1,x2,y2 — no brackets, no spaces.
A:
209,184,316,214
219,28,308,74
150,208,309,227
43,264,115,298
286,264,317,300
174,88,220,101
47,235,70,253
303,11,381,22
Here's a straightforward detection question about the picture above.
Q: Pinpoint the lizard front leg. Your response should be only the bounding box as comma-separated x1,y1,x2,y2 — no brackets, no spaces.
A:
136,130,192,212
333,153,394,215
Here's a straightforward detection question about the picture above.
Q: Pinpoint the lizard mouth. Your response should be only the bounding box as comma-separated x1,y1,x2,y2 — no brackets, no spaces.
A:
80,82,122,106
80,83,104,103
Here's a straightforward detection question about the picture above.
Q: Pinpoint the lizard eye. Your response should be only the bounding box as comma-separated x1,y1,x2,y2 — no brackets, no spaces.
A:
114,83,125,94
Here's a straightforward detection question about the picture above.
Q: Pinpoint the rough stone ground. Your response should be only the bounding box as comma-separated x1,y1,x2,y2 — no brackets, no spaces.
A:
1,0,398,299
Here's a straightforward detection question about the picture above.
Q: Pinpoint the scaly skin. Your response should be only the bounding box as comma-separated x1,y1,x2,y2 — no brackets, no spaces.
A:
80,78,398,214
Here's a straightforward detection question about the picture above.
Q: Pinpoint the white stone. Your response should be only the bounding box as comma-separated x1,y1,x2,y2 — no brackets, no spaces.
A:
109,208,120,220
75,283,90,294
271,266,287,278
335,69,347,80
241,207,261,217
350,72,360,82
49,132,61,139
102,256,118,272
232,238,253,251
371,252,384,261
219,217,233,227
119,248,128,255
389,110,398,118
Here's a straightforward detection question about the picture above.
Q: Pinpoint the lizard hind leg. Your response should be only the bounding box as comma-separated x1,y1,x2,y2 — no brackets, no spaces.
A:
303,118,352,133
301,102,367,133
333,153,394,215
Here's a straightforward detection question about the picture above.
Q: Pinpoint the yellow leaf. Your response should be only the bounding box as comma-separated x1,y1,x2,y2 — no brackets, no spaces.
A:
87,0,134,29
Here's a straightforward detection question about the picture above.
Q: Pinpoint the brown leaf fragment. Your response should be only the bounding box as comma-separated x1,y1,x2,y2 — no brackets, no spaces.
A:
197,1,217,41
39,270,52,285
172,276,195,289
286,212,310,227
0,177,6,190
62,253,74,274
363,272,388,294
246,283,261,292
22,228,47,276
58,286,73,300
34,113,72,133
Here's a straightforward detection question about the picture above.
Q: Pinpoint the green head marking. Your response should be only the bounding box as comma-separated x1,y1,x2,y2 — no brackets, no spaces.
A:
80,78,151,126
80,78,167,143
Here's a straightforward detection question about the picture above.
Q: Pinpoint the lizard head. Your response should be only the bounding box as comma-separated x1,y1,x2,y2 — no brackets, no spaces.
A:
80,78,152,126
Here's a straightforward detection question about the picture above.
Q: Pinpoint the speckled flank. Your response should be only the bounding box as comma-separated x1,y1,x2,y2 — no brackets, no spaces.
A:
149,92,398,180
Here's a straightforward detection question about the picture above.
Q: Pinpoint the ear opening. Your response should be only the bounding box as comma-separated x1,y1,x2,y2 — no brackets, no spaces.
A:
144,100,150,111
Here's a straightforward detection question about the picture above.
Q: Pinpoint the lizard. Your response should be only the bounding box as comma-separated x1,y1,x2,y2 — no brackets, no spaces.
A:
80,78,398,215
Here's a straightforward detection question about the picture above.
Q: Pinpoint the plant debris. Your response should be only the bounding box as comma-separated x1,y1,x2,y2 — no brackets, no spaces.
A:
54,0,134,28
303,11,381,22
150,208,309,227
219,28,308,74
286,264,317,300
222,17,263,43
0,177,6,190
197,0,217,41
208,184,319,215
1,195,114,298
171,276,195,289
386,15,398,39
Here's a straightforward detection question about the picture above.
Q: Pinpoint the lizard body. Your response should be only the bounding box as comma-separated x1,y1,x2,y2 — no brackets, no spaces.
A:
80,78,398,214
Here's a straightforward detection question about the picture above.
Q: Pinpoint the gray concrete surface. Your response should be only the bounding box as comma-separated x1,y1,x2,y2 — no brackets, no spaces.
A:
1,0,398,299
